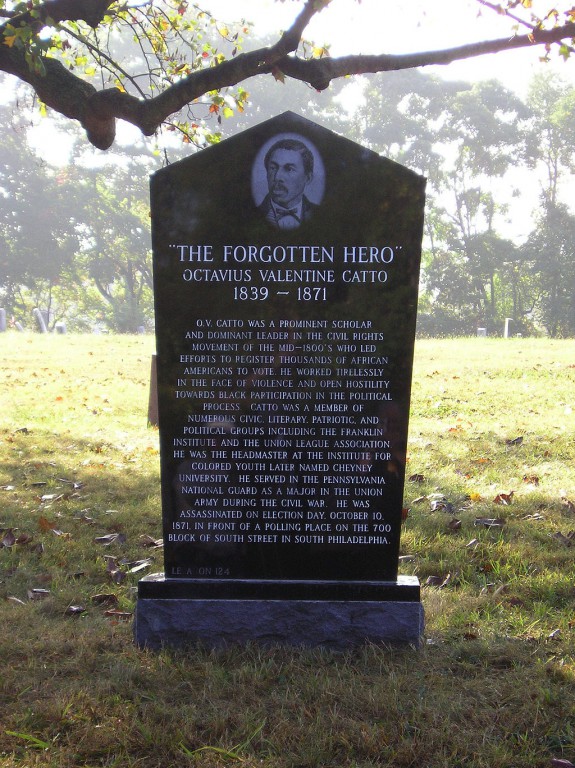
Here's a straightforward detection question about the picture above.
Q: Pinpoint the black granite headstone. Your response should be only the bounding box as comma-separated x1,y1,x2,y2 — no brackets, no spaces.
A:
135,112,426,648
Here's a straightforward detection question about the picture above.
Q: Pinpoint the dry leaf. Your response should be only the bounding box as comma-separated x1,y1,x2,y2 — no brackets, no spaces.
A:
409,473,426,483
40,494,63,502
475,517,505,528
38,516,57,532
425,574,451,588
65,605,87,616
551,759,575,768
92,593,119,606
494,492,513,508
109,569,127,584
140,534,164,548
27,588,51,601
506,436,523,446
447,518,462,531
94,533,127,546
104,610,133,620
126,559,154,574
6,595,26,606
430,499,454,513
1,529,16,548
104,555,119,571
523,475,540,485
561,497,575,513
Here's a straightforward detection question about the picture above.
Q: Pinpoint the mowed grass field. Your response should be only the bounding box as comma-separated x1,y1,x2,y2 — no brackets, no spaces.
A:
0,333,574,768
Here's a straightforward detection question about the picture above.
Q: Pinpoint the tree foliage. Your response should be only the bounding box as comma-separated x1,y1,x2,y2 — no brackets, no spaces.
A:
1,0,575,149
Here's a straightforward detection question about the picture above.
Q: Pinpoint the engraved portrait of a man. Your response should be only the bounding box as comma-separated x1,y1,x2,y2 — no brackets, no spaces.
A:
253,135,324,230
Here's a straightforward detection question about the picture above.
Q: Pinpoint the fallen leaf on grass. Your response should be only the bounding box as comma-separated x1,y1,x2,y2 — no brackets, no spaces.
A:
506,436,523,446
38,516,55,532
548,628,561,640
140,534,163,548
109,569,127,584
551,531,574,547
447,518,462,531
57,478,84,490
64,605,87,616
425,574,451,588
475,517,506,528
561,497,575,513
523,474,540,485
50,528,70,538
94,533,127,546
506,596,525,607
103,610,132,620
430,499,454,513
73,514,95,524
411,495,428,505
408,473,426,483
27,589,51,601
92,593,119,606
551,759,575,768
1,529,16,548
6,596,26,606
125,558,154,574
493,491,514,505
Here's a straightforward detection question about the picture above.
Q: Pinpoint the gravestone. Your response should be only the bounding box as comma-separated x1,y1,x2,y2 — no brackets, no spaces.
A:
135,112,426,649
33,308,47,333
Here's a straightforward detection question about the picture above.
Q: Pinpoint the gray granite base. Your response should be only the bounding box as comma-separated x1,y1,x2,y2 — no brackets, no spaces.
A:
134,582,424,650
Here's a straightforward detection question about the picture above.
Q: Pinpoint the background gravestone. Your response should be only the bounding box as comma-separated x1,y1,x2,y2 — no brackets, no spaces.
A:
135,112,426,648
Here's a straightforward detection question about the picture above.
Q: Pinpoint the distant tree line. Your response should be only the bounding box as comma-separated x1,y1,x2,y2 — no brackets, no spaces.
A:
1,66,574,335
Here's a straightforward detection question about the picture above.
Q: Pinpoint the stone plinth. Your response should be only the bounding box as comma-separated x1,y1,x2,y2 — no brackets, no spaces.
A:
134,574,424,650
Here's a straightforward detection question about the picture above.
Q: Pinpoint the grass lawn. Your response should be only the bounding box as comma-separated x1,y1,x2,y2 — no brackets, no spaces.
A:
0,333,574,768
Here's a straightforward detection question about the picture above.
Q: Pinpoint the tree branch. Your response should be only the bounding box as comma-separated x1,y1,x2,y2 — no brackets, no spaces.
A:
2,0,115,31
275,23,575,89
2,0,575,150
